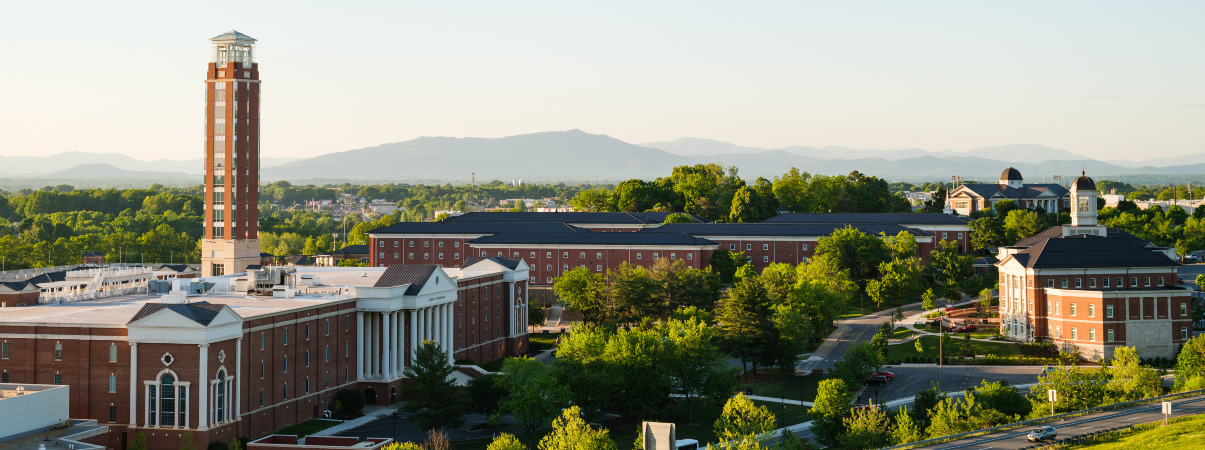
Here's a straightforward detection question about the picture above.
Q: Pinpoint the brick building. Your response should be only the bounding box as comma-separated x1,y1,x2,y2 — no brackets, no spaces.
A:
995,172,1192,360
0,260,529,449
760,212,973,254
947,167,1071,216
467,232,717,285
443,211,702,232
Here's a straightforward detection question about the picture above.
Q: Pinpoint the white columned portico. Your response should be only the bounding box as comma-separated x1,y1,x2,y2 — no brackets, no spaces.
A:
199,344,209,430
356,312,365,379
129,343,138,426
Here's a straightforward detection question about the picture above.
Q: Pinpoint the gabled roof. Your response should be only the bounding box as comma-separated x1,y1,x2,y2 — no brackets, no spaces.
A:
461,256,523,270
374,264,441,295
369,222,588,235
23,271,67,286
470,232,716,246
0,281,36,293
128,302,227,326
442,211,702,225
644,223,931,237
954,183,1070,199
211,30,256,42
156,264,193,273
761,213,969,225
1014,226,1152,248
1006,234,1178,269
332,245,370,255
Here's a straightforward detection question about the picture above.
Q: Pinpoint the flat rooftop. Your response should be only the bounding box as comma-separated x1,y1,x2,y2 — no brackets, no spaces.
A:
0,267,395,327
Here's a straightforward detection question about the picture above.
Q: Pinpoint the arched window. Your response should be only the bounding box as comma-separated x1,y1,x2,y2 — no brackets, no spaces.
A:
215,371,226,423
159,374,176,426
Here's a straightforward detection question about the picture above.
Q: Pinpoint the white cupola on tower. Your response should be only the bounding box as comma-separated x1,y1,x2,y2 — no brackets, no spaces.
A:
1064,171,1106,236
999,167,1024,189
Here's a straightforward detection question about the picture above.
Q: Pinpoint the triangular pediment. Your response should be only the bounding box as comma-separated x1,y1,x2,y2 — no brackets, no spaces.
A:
128,303,243,329
414,269,457,296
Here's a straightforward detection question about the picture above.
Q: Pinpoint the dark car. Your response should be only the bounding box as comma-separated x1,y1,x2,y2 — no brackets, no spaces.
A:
865,375,888,386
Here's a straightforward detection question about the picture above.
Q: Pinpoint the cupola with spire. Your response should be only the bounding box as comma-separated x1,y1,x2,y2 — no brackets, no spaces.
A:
999,167,1024,189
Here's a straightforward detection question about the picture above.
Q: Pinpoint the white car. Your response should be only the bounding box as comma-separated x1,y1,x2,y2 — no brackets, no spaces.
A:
1026,426,1057,442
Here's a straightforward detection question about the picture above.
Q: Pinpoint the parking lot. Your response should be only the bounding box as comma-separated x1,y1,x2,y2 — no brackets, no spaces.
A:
855,365,1045,406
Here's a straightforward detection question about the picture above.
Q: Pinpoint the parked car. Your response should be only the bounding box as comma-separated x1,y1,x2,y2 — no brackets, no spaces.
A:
1027,426,1057,442
865,375,888,386
874,371,895,380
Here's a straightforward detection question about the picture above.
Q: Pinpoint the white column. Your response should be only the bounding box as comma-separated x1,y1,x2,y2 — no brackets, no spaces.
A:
381,312,392,380
226,378,233,422
144,384,151,427
129,343,138,426
445,303,454,363
199,344,209,430
235,337,242,419
395,312,403,374
356,312,365,379
418,308,426,344
409,309,418,368
173,384,180,428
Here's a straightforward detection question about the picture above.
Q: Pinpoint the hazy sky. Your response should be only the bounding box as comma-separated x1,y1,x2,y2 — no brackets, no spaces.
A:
2,1,1202,161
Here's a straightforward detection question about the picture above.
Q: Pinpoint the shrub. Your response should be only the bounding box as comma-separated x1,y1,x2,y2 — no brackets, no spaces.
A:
334,389,366,415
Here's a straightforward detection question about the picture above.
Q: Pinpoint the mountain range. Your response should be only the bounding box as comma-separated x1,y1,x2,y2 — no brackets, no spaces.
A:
3,131,1204,185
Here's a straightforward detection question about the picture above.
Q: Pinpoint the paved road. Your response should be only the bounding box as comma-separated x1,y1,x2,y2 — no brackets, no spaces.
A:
855,366,1044,407
924,395,1205,449
798,301,927,373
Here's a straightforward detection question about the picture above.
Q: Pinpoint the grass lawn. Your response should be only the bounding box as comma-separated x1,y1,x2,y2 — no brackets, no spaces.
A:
1066,414,1205,449
884,335,1019,363
274,419,340,437
839,294,918,317
453,398,811,450
890,327,918,340
738,374,824,402
529,332,561,351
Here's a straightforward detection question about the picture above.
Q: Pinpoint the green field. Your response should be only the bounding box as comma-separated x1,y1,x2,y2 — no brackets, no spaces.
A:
453,398,811,450
528,332,561,351
738,374,825,402
1063,414,1205,449
884,335,1019,363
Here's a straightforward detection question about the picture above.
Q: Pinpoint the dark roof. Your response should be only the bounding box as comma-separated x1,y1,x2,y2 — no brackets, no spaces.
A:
471,232,716,246
23,271,67,286
374,264,440,295
461,256,523,270
1001,167,1023,181
128,302,227,326
246,264,263,270
0,281,34,292
370,221,588,235
260,252,275,258
1015,226,1152,248
1006,234,1179,269
1072,172,1096,191
83,251,105,257
332,245,370,255
156,264,192,272
443,211,702,225
644,223,930,237
956,183,1070,200
761,213,969,225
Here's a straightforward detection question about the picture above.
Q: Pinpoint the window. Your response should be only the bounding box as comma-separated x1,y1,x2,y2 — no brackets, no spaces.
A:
1070,328,1077,340
326,319,330,336
108,405,117,423
1089,304,1095,317
454,242,460,248
1182,328,1190,340
546,277,553,284
562,265,568,271
379,241,385,248
1103,278,1109,288
439,242,445,248
345,341,349,357
596,265,602,271
653,253,659,259
1182,303,1188,316
942,232,948,240
687,253,693,260
1028,278,1033,288
259,361,264,378
453,253,459,259
546,264,552,270
563,252,569,258
2,372,7,382
596,252,602,259
380,252,385,259
409,241,414,247
579,252,586,258
729,244,736,250
1144,277,1151,287
109,374,117,392
408,253,414,259
1107,329,1115,342
1089,329,1096,342
283,355,288,372
1070,303,1077,316
54,342,62,360
1047,279,1054,288
393,252,398,258
1107,304,1114,318
159,374,175,426
54,373,62,385
763,256,769,262
424,241,430,247
636,252,642,260
424,253,429,259
305,350,310,367
670,253,676,260
746,244,752,250
1131,277,1138,287
1160,276,1165,286
306,377,310,393
283,383,288,399
259,390,264,407
393,241,399,247
325,346,330,362
260,333,265,350
801,244,808,251
1075,278,1082,288
109,344,117,362
1055,301,1060,315
283,327,288,345
1,342,8,359
1117,277,1123,287
1061,279,1068,288
762,244,769,250
546,251,552,258
306,324,310,340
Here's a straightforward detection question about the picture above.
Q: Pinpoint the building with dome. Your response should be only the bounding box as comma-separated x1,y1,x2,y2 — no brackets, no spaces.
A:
947,167,1072,216
994,171,1192,361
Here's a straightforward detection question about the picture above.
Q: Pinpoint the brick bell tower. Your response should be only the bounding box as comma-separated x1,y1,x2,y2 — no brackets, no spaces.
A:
202,30,261,277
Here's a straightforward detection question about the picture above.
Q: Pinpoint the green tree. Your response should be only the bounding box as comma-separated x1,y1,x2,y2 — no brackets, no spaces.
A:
717,276,775,374
1174,334,1205,391
837,406,890,450
498,357,572,446
552,267,609,325
969,380,1030,419
487,433,527,450
709,249,748,284
977,289,993,315
969,216,1006,252
663,213,695,224
537,406,618,450
921,288,937,311
129,433,148,450
1106,346,1162,401
713,394,777,448
830,342,884,390
1003,209,1044,244
650,258,721,313
607,263,661,325
402,341,465,430
662,317,735,422
809,378,851,447
814,226,890,280
890,407,924,445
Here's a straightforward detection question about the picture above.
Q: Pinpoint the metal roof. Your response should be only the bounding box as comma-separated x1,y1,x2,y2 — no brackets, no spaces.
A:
1006,235,1179,269
461,256,523,270
443,211,702,225
373,264,440,295
470,232,716,246
128,302,226,326
211,30,256,42
369,221,588,235
644,223,931,237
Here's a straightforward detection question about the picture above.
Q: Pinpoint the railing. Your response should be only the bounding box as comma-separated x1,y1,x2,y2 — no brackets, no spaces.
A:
879,388,1205,449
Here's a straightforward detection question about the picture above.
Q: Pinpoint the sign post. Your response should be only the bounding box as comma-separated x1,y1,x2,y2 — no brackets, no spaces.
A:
1162,401,1172,426
1048,389,1057,417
